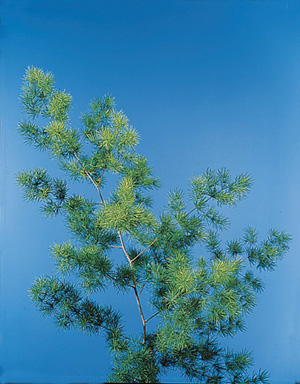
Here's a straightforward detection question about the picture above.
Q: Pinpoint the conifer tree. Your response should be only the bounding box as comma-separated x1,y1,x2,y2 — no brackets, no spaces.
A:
18,67,291,383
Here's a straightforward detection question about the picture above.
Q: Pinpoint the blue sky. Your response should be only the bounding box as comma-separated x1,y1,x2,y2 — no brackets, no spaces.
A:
1,0,300,382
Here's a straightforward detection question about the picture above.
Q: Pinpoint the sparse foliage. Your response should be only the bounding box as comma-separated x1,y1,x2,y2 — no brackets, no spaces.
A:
18,67,291,383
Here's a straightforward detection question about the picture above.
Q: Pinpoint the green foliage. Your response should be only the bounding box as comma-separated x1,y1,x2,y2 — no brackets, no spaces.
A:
19,67,291,383
52,242,112,293
107,342,160,383
17,168,68,216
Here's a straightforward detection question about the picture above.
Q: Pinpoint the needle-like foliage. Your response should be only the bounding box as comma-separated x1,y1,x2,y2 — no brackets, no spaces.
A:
18,67,291,383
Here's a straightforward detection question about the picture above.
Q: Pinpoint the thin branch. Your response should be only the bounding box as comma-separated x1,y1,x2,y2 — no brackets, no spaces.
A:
73,152,105,204
78,133,85,144
117,230,132,266
183,206,197,218
117,230,147,343
105,244,123,249
133,284,146,344
181,197,212,220
145,311,160,324
138,279,149,299
97,166,106,187
131,238,158,263
73,137,147,343
240,255,250,264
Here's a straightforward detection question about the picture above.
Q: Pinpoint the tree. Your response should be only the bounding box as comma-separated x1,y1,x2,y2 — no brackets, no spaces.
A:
17,66,291,383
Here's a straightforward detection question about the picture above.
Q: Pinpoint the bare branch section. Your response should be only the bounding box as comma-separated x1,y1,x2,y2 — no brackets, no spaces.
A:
145,311,159,324
117,230,132,266
138,279,149,299
133,284,147,344
131,238,158,263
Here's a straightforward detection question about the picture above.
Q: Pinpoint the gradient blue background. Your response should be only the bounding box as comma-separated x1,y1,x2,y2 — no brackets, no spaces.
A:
1,0,300,383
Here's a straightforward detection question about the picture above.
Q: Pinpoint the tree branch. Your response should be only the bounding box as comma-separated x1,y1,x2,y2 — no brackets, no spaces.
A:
73,145,148,343
73,152,105,205
145,311,160,324
97,166,106,187
133,284,147,344
105,244,123,249
117,230,148,343
117,230,132,266
138,279,149,299
131,238,158,263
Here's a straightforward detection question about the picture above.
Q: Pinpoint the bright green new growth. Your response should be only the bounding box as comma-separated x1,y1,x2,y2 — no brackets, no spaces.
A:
18,67,291,383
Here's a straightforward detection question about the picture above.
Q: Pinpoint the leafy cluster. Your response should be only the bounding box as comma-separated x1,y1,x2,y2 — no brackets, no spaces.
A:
18,67,291,383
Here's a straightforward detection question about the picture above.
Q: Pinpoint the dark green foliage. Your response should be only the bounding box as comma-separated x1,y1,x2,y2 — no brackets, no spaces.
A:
107,342,161,383
18,67,291,383
52,242,113,293
17,168,68,216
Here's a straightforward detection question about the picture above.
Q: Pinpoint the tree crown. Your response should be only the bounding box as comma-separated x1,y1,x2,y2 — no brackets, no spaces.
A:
18,66,291,383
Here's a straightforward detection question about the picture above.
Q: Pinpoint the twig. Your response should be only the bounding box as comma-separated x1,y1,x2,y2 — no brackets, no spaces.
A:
105,244,123,249
78,133,85,144
73,152,105,204
131,238,158,263
117,230,148,343
138,279,149,299
145,311,160,324
133,284,147,344
97,166,106,187
117,230,132,266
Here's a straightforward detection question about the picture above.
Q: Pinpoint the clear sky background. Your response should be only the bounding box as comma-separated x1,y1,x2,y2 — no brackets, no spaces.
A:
1,0,300,383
